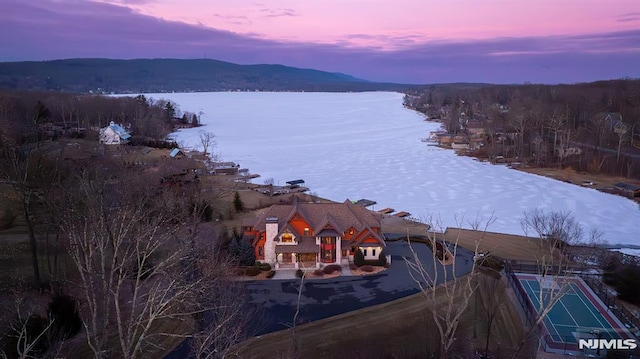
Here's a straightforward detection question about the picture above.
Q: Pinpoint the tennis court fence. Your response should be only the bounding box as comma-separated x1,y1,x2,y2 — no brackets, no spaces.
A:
579,275,640,336
504,261,536,325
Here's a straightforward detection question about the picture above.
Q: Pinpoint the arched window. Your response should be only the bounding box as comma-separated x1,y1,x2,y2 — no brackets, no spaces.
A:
282,233,293,243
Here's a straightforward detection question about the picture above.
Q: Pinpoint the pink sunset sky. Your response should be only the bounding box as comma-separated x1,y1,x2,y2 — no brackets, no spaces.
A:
1,0,639,83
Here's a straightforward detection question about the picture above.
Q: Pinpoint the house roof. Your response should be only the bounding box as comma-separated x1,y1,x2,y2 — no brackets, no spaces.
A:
169,148,183,158
602,112,622,123
250,200,384,244
275,237,318,253
106,121,131,140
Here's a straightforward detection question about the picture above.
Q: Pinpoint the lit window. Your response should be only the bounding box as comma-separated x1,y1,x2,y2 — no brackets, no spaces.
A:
282,233,293,243
304,228,310,235
348,229,354,235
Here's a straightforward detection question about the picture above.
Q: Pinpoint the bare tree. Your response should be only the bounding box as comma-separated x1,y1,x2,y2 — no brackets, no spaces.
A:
520,209,585,250
509,209,581,358
263,177,275,197
546,106,568,162
0,292,66,359
476,271,506,357
54,166,246,359
198,130,216,158
507,104,530,158
189,228,253,359
614,121,628,161
405,213,495,358
0,147,57,285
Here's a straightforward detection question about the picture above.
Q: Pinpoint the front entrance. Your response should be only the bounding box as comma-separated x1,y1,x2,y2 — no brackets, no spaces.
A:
299,253,317,269
320,236,336,263
282,253,293,263
298,253,316,263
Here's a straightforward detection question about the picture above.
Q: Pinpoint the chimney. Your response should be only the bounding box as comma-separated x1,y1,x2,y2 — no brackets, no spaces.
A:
264,217,278,264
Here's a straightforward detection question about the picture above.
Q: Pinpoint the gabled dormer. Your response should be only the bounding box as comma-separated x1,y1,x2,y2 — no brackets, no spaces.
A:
314,213,342,238
350,226,385,247
275,226,298,246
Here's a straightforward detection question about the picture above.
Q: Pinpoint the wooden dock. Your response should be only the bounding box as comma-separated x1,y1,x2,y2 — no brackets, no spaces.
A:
393,211,411,218
378,208,395,214
354,199,377,207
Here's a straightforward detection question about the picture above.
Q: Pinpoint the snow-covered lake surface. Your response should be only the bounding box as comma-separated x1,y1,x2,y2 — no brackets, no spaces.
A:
139,91,640,247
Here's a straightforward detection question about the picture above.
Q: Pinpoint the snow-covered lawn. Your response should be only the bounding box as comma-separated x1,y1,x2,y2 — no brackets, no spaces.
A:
137,91,640,247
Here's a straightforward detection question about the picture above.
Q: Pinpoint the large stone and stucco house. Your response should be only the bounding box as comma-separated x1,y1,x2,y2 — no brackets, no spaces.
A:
242,199,386,269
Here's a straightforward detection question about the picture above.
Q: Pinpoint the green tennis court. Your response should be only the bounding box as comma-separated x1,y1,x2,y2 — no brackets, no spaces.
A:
513,274,633,354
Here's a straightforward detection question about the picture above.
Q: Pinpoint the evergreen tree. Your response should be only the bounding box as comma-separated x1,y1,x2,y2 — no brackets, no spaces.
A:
164,102,176,121
354,248,365,267
34,101,50,124
191,113,199,126
378,250,387,266
232,191,244,212
238,239,256,266
229,236,240,260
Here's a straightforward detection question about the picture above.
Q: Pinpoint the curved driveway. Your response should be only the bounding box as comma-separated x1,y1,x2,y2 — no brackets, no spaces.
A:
246,239,475,335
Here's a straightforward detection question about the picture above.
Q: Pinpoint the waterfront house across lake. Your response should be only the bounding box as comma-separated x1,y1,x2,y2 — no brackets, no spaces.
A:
99,121,131,145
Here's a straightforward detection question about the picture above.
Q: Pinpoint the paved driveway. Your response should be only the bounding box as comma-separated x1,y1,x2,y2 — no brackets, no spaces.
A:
247,239,475,335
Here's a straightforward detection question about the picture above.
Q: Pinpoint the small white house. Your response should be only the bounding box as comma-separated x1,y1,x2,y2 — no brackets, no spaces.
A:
99,121,131,145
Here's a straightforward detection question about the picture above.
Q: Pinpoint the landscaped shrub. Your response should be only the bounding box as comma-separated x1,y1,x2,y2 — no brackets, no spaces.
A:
377,250,387,266
323,264,342,274
360,265,374,273
245,266,261,276
266,270,276,279
232,268,245,276
314,269,324,277
256,262,272,271
296,269,304,278
354,249,365,267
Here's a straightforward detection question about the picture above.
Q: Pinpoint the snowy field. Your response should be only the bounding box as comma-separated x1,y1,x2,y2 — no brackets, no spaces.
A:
138,91,640,247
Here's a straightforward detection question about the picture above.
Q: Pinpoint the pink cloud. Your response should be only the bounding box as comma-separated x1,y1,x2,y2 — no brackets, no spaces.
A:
97,0,640,48
0,0,638,84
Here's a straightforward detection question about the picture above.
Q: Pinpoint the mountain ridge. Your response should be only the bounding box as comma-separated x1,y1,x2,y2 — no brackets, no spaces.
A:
0,58,413,93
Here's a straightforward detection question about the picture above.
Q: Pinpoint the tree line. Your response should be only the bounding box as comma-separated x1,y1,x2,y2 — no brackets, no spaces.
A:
404,79,640,179
0,90,200,147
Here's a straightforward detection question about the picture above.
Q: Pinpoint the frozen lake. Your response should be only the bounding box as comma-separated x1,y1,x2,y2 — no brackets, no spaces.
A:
141,91,640,247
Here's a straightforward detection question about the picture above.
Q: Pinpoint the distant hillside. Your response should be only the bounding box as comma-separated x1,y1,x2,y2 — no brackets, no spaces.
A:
0,58,410,93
